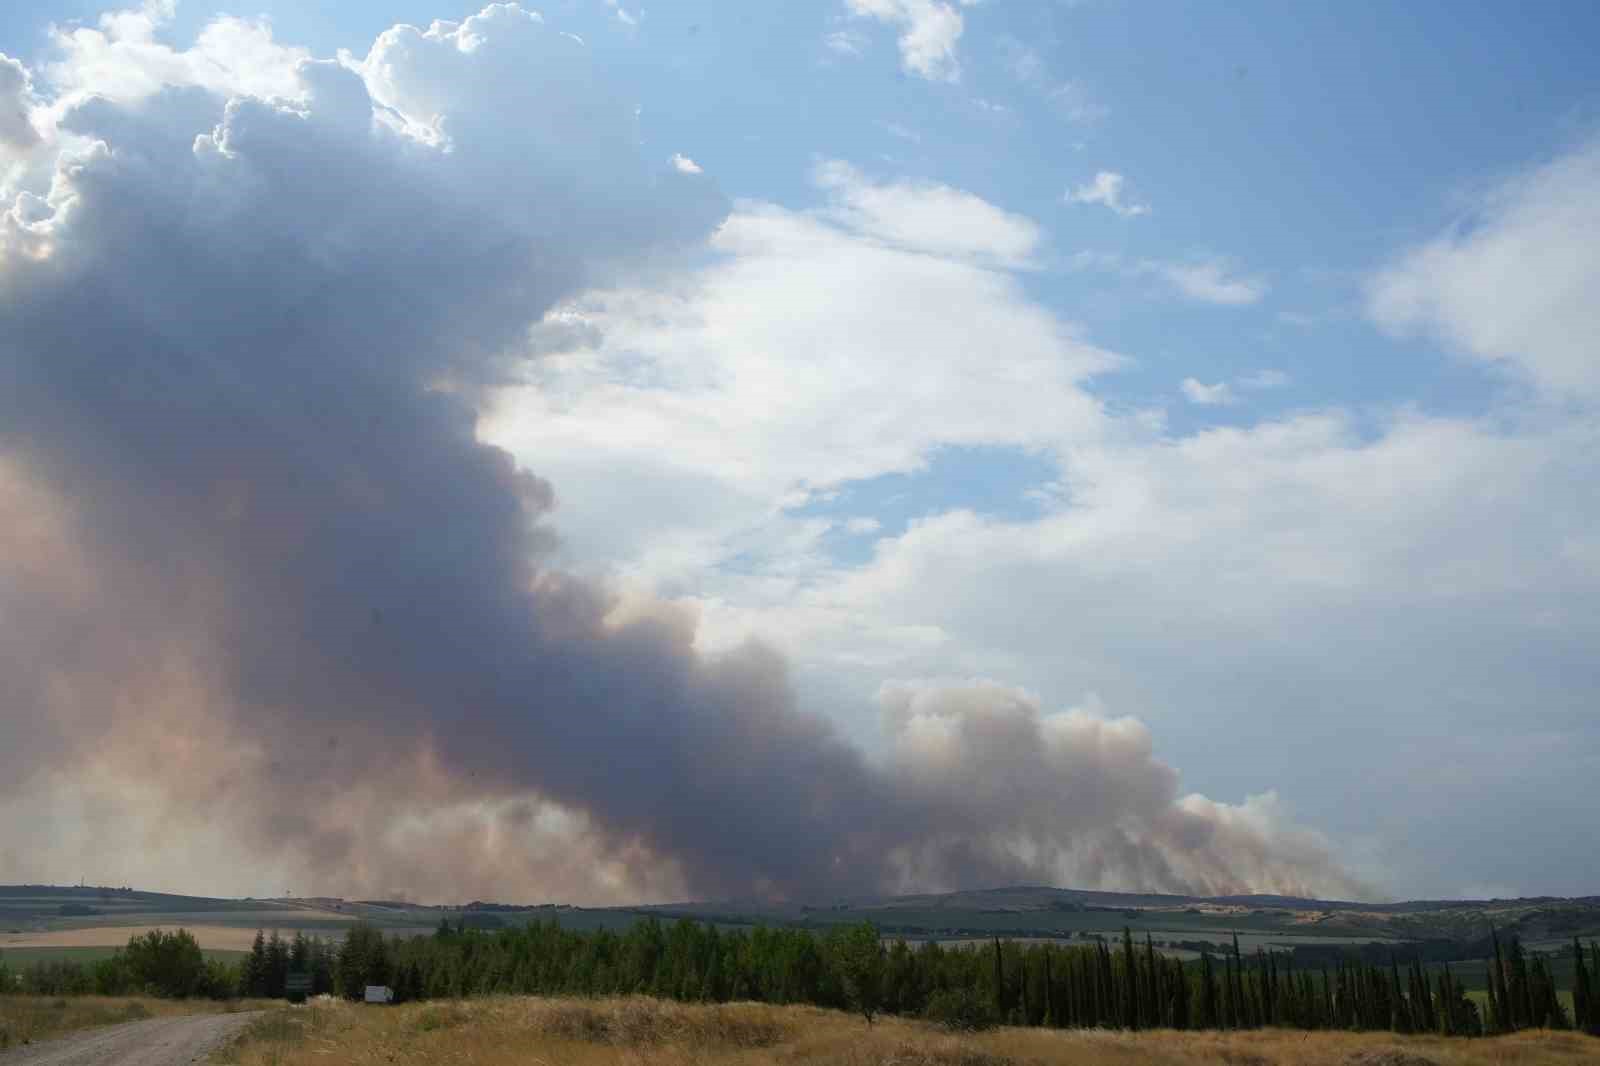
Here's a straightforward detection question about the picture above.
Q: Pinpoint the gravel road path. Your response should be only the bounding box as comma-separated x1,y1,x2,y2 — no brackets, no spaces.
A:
0,1012,263,1066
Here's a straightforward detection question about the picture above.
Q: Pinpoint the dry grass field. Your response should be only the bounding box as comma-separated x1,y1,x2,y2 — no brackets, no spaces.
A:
0,925,270,952
0,995,261,1050
215,996,1599,1066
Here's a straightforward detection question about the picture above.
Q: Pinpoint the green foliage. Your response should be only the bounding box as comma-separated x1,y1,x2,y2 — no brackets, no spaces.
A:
923,987,998,1031
337,923,390,1000
827,922,884,1025
124,928,206,998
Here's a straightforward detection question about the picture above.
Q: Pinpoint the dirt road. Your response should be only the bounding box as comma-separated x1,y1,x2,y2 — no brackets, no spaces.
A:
0,1012,261,1066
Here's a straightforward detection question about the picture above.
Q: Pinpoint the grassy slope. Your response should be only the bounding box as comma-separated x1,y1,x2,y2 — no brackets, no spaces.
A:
214,995,1600,1066
0,995,262,1051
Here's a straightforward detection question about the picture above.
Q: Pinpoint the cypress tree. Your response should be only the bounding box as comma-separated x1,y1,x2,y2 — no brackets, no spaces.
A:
1437,966,1454,1036
1485,956,1502,1034
1389,956,1408,1033
1144,934,1159,1027
1490,926,1512,1032
1573,937,1593,1034
1230,933,1245,1029
1173,957,1191,1030
1019,947,1030,1025
985,934,998,1017
1042,947,1055,1027
1121,927,1139,1031
1508,935,1532,1029
1199,951,1218,1029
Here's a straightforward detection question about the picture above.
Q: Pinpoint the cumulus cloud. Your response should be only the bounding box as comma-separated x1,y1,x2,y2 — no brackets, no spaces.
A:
1066,170,1148,217
844,0,968,82
1368,140,1600,400
0,4,1369,904
813,158,1042,267
670,152,702,174
0,54,39,150
1181,378,1235,406
42,1,307,106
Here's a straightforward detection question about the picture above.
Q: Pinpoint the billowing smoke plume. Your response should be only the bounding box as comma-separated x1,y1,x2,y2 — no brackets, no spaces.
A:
0,5,1369,903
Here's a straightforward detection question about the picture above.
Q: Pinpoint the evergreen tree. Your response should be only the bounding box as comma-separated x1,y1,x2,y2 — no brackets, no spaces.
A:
1490,926,1512,1033
265,931,289,999
1121,927,1139,1031
1198,952,1218,1029
246,929,268,998
1573,937,1593,1033
991,938,1005,1020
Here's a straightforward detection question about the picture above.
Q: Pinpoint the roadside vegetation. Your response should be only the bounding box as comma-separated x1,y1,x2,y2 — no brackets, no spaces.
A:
0,994,240,1050
213,995,1600,1066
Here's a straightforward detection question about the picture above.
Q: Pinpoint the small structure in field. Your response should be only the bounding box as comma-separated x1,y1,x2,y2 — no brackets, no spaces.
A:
364,985,394,1004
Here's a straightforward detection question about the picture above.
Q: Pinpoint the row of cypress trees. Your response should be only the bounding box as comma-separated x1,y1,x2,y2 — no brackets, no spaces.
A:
984,929,1488,1034
361,917,1598,1038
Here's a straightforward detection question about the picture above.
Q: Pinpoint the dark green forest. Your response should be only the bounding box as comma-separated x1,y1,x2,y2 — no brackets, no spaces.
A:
3,919,1596,1038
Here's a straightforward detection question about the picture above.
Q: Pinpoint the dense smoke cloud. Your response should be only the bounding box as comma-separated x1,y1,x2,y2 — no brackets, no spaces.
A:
0,4,1368,903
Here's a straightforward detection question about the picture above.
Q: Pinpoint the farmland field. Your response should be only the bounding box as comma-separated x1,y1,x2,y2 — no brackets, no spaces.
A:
0,944,246,966
214,995,1600,1066
2,884,1596,966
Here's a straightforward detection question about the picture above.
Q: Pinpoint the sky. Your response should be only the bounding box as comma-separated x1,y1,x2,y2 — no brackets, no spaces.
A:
0,1,1596,904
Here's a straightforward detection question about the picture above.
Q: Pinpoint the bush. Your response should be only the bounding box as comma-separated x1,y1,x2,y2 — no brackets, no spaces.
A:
125,929,206,998
922,988,999,1032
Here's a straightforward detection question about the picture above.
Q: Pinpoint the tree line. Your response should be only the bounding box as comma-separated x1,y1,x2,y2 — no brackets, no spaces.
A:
1,918,1595,1038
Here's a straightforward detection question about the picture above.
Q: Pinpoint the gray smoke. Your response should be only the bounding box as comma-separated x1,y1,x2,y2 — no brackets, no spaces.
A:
0,5,1370,903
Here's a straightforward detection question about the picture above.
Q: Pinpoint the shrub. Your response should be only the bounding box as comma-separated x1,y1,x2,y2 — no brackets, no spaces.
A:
923,988,999,1032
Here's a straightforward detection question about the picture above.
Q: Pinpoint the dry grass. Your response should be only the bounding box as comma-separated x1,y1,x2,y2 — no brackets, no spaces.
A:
1,925,276,951
0,994,262,1050
211,995,1600,1066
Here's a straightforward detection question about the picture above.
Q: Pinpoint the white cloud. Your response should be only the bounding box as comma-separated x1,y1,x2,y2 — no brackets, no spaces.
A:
1066,170,1148,217
844,0,966,82
1149,259,1266,305
670,152,702,174
0,54,39,151
845,516,883,534
1180,378,1235,406
812,159,1042,267
42,2,308,107
1369,140,1600,400
483,175,1115,585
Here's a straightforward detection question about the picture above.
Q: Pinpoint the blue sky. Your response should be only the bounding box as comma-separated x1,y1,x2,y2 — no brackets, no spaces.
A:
1,1,1597,902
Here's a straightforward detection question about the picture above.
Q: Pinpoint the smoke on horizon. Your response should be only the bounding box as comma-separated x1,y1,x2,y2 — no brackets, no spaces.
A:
0,4,1371,904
